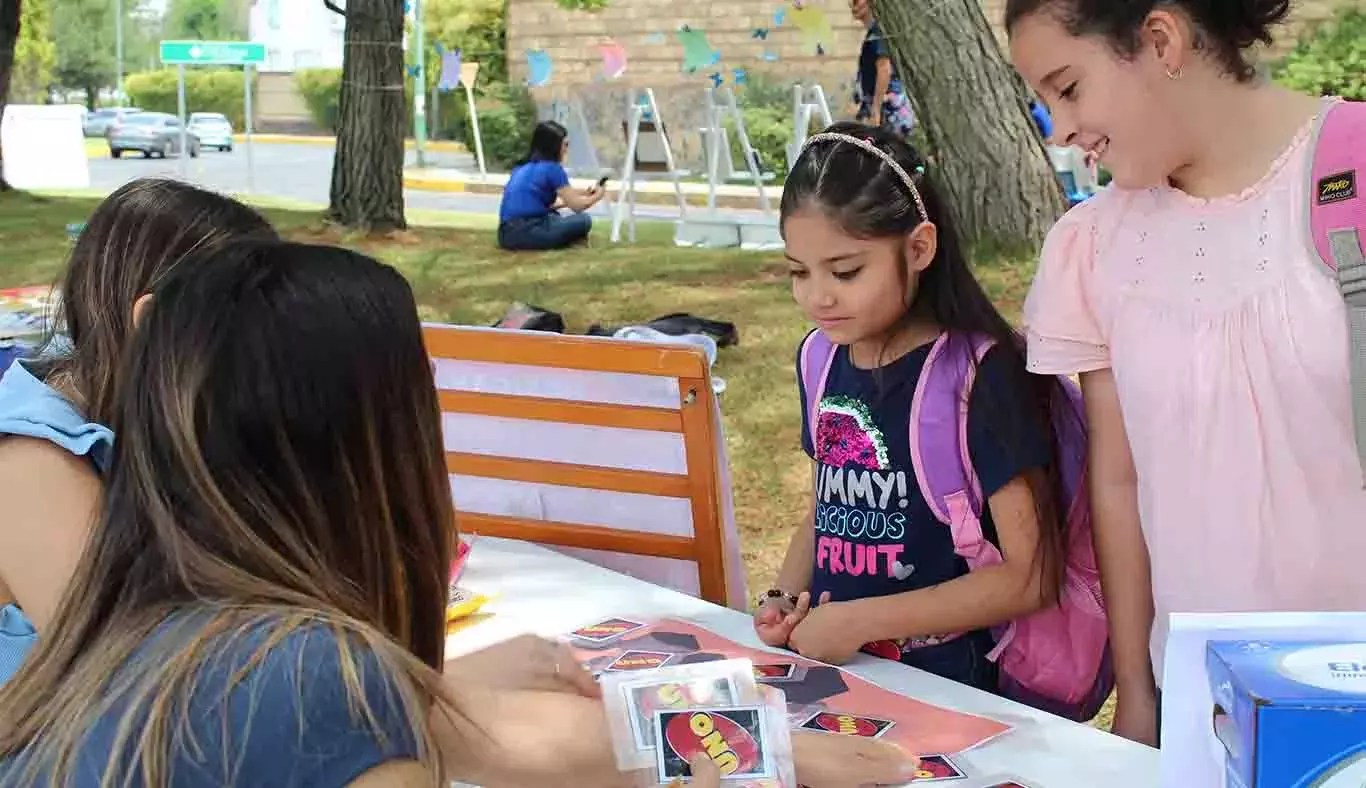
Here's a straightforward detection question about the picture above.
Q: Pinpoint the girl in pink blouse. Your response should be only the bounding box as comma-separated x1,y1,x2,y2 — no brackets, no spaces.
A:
1005,0,1366,746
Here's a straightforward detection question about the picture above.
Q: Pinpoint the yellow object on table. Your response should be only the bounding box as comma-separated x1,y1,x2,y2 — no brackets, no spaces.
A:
446,585,491,622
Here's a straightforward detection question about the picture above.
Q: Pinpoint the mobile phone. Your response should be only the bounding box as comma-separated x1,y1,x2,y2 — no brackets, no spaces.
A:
597,175,609,187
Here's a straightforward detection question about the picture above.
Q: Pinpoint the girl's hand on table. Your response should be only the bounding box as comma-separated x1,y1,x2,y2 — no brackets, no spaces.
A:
754,590,813,647
792,729,921,787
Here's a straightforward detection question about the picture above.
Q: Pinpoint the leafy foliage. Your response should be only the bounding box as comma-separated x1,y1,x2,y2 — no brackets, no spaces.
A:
1273,8,1366,100
164,0,248,41
12,0,57,103
295,67,343,132
51,0,115,104
124,68,256,127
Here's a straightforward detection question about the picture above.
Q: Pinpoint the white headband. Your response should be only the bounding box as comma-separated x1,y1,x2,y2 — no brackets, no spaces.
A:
801,132,928,222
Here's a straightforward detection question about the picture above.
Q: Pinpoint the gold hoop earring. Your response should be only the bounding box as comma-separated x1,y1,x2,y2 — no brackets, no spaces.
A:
1165,66,1183,80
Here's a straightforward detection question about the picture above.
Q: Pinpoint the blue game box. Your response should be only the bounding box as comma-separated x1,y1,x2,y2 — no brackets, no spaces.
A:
1207,640,1366,788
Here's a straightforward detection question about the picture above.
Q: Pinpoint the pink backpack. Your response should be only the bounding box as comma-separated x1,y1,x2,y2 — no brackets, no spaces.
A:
799,330,1112,721
1308,100,1366,478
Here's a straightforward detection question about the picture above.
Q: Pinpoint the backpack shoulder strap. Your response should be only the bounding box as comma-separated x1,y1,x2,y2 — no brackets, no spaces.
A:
1308,100,1366,481
909,332,995,528
799,330,838,433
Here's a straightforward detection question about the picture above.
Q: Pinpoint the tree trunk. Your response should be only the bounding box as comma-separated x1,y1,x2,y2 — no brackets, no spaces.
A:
326,0,406,233
875,0,1065,254
0,0,22,193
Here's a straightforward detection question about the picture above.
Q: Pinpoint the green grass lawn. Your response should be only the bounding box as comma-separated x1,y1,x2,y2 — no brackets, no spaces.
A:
2,189,1118,724
0,188,1038,600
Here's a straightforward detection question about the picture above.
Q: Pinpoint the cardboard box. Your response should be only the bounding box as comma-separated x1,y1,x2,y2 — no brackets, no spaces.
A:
1207,641,1366,787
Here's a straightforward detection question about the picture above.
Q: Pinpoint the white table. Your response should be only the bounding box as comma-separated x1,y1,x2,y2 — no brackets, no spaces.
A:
447,537,1159,788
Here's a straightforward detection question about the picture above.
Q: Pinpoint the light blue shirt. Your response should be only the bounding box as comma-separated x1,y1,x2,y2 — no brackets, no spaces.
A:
0,359,113,685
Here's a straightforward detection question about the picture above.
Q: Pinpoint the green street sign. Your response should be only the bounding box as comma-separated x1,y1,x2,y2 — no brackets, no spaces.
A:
159,40,266,66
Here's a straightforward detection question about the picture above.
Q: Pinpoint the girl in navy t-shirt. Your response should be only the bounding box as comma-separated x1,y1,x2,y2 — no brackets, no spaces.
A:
754,125,1069,692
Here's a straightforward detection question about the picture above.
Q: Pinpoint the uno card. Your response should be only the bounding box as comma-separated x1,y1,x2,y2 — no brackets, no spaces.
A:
798,710,895,739
623,676,739,750
605,650,676,672
910,754,966,782
751,662,798,682
654,706,773,782
570,617,646,645
981,781,1037,788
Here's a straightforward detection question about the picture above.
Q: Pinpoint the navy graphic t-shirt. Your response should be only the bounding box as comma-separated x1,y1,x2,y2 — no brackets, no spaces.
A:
797,333,1051,690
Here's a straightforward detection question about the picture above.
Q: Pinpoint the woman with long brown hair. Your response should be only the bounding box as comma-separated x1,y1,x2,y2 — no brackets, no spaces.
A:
0,179,277,683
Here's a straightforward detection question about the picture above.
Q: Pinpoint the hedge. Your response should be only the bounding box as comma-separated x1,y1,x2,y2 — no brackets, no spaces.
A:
124,69,254,128
1274,9,1366,101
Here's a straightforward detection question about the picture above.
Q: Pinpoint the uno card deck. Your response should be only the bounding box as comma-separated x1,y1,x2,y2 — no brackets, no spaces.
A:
910,754,966,782
624,676,739,749
605,650,676,672
654,706,774,783
569,617,647,645
600,658,762,772
797,710,895,739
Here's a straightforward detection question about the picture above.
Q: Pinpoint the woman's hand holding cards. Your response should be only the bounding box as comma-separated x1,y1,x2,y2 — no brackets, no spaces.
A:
786,593,865,665
443,633,600,698
753,590,814,647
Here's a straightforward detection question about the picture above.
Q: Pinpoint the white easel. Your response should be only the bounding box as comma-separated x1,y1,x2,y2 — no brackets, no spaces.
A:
611,88,688,244
699,86,774,213
458,62,487,179
787,83,834,170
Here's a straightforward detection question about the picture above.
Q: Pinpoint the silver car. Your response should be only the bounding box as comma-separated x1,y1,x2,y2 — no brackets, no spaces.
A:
108,113,201,159
83,107,142,138
188,112,234,152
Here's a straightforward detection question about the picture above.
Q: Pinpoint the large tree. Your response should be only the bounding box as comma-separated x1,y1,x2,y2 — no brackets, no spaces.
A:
0,0,20,191
875,0,1065,253
165,0,249,41
11,0,54,103
51,0,115,110
325,0,406,233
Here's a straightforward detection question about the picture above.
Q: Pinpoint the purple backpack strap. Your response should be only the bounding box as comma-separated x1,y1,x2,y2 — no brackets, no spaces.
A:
799,330,838,429
910,333,1001,565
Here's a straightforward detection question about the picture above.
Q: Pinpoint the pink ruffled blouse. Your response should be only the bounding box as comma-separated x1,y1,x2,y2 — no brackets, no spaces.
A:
1024,100,1366,678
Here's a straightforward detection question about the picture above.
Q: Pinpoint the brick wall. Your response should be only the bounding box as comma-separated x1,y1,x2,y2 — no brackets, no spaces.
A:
503,0,1359,176
506,0,1360,91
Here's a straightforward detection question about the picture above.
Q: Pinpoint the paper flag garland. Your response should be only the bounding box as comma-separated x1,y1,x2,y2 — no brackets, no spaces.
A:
526,49,553,87
438,48,462,90
752,27,769,39
708,72,724,87
788,3,834,54
677,26,721,73
774,7,786,25
732,68,748,85
598,40,627,79
759,50,780,62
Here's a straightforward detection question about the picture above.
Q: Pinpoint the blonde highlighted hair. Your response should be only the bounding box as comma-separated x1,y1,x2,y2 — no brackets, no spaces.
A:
0,241,458,787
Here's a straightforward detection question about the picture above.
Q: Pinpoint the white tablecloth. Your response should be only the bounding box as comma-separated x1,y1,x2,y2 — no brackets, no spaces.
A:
447,537,1159,787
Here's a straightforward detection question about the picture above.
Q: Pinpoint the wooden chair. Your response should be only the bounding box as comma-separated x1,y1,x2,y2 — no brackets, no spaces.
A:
424,324,747,609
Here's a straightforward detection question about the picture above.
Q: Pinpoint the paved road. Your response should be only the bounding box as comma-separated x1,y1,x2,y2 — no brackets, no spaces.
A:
86,141,764,224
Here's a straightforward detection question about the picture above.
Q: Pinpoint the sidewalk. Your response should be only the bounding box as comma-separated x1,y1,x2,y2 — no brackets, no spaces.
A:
402,168,785,210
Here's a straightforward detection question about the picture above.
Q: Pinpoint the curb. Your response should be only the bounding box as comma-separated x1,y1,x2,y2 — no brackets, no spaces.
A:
402,174,775,210
236,134,466,153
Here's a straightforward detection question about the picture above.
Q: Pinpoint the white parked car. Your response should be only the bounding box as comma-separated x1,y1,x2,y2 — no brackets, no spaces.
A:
188,112,234,152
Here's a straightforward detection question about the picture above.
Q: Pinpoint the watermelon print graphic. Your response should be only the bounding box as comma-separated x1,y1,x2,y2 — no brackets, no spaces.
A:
814,395,890,470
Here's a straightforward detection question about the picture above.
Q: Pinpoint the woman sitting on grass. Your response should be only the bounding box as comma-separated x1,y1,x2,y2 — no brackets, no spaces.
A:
497,121,605,251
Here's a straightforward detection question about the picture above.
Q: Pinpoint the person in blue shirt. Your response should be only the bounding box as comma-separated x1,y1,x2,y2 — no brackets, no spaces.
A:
497,121,604,251
1029,98,1054,141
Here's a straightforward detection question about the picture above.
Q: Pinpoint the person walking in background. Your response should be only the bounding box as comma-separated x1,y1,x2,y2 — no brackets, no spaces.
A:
849,0,916,139
497,121,605,252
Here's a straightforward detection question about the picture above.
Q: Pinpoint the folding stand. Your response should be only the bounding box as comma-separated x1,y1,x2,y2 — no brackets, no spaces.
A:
611,88,689,244
787,83,835,170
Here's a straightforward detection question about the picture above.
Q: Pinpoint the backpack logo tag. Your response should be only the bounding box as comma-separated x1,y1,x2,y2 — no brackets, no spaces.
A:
1318,169,1357,206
